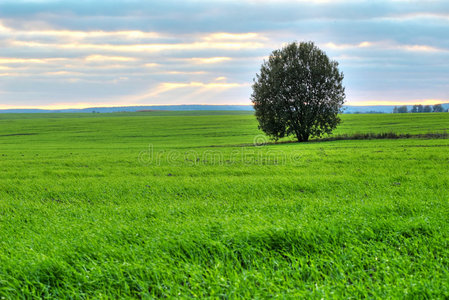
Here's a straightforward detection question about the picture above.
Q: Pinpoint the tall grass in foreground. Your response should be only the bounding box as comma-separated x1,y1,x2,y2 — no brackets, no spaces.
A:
0,112,449,298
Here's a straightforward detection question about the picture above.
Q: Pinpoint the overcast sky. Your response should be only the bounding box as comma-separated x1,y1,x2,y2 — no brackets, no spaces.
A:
0,0,448,109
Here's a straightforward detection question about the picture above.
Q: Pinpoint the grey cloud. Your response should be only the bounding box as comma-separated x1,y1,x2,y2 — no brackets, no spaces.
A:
1,1,449,31
1,0,449,106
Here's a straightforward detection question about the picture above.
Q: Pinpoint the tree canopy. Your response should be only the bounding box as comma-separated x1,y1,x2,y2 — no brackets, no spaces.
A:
251,42,345,142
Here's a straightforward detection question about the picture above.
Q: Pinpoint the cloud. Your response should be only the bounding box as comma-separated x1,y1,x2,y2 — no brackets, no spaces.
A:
0,0,449,107
0,21,161,40
9,40,266,53
126,80,250,102
84,55,137,62
203,32,267,42
0,57,65,64
324,41,448,53
189,57,232,64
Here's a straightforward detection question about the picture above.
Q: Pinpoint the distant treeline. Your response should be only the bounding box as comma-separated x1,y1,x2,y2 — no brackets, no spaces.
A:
393,104,447,113
351,111,385,114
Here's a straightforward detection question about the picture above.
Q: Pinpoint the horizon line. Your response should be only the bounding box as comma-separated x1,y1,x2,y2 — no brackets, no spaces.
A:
1,98,449,111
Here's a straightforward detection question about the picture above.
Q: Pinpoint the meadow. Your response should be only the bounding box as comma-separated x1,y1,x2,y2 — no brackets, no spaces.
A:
0,111,449,298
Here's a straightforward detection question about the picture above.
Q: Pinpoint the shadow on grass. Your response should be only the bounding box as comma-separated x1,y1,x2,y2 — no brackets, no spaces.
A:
207,132,449,148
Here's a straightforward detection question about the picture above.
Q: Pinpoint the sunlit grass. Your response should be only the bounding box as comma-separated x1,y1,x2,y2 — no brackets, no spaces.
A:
0,112,449,298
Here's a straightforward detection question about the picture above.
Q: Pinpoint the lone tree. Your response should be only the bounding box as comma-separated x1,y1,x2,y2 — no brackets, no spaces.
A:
251,41,345,142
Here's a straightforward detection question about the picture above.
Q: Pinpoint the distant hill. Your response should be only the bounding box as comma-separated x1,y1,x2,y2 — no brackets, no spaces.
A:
0,109,58,113
0,105,253,114
1,103,448,114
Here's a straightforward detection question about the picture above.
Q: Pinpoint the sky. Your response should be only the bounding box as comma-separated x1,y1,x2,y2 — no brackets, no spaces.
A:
0,0,448,109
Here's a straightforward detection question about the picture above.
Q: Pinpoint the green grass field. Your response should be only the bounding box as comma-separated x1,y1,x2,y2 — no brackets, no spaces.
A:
1,111,449,298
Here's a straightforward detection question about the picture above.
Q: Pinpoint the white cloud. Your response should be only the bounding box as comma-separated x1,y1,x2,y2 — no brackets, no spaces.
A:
1,0,449,107
126,80,250,102
85,55,138,62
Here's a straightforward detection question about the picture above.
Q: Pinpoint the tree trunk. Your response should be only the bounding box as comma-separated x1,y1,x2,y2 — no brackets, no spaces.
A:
296,131,309,142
